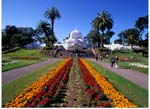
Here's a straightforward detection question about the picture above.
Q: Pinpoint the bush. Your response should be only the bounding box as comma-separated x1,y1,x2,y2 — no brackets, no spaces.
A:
2,47,20,54
133,49,148,57
98,47,109,52
43,46,53,50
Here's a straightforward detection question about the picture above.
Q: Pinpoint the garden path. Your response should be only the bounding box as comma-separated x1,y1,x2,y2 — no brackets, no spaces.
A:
87,58,148,90
2,58,60,85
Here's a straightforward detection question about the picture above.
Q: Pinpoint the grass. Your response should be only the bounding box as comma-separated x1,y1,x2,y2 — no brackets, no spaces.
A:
112,50,148,64
87,60,148,107
2,49,48,58
104,51,148,74
2,60,62,106
2,49,50,72
2,59,46,72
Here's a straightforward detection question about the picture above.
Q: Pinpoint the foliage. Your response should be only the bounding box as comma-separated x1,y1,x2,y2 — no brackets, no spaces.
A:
86,30,100,46
2,60,43,72
2,47,20,54
2,25,35,49
2,49,50,71
44,6,61,36
92,10,114,47
135,15,148,38
103,30,115,44
114,39,122,44
80,59,137,107
116,15,148,48
78,59,112,107
2,49,48,58
118,28,140,50
4,59,71,107
36,20,52,47
87,60,148,107
134,15,148,49
110,50,148,74
2,60,62,106
98,47,109,52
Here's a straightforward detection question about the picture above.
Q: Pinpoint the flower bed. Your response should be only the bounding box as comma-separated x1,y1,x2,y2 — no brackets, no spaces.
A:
5,58,73,108
5,58,137,108
129,63,148,68
2,60,18,66
118,56,138,62
79,58,137,108
78,59,112,107
26,59,73,107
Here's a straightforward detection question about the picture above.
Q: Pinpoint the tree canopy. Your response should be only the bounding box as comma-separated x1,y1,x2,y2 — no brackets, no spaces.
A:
44,6,61,36
2,25,34,49
92,10,114,47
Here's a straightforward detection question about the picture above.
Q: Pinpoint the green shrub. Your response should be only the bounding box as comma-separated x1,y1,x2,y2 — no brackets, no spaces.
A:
2,47,20,54
98,47,109,52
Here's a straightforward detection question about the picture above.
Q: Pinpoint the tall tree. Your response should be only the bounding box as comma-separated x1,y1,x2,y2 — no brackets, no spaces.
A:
104,30,115,44
114,39,122,44
17,27,35,38
86,30,100,47
4,25,18,47
92,10,113,47
44,6,61,36
36,20,52,47
135,15,148,40
11,34,22,47
118,31,127,45
119,28,140,50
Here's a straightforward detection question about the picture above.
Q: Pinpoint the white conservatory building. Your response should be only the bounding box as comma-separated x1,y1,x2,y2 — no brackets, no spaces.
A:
54,28,87,50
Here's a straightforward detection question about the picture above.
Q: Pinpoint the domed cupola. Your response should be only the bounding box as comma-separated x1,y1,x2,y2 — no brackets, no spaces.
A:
70,28,82,39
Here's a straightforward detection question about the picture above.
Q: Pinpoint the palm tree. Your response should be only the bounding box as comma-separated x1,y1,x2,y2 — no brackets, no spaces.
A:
44,7,61,36
92,10,113,47
36,20,52,47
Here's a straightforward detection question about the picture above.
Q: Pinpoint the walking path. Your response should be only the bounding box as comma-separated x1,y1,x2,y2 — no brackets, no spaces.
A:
2,58,60,85
87,58,148,90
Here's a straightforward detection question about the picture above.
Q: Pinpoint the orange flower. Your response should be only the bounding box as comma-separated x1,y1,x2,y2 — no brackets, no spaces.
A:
5,58,72,108
80,59,137,108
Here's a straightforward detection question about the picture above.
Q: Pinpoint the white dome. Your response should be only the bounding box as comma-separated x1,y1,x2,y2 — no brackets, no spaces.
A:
70,28,82,39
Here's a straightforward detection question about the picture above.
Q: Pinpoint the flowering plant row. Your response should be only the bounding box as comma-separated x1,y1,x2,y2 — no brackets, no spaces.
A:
26,59,73,107
79,59,137,108
129,63,148,68
5,59,73,108
78,59,112,107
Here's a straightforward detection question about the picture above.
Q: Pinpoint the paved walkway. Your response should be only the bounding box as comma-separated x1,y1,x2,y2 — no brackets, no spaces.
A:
2,58,60,85
88,58,148,90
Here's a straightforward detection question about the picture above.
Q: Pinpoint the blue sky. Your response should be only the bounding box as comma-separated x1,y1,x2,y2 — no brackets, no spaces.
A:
2,0,148,43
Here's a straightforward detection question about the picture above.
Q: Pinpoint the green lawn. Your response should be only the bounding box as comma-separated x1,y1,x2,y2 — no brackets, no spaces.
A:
87,60,148,107
104,51,148,74
2,59,46,72
2,49,48,58
2,49,50,72
2,60,62,106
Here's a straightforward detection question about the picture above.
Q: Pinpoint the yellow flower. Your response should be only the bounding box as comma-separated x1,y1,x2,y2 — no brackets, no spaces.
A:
5,58,72,107
79,59,137,108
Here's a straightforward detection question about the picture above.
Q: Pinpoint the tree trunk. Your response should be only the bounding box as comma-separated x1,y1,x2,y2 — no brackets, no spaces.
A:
51,19,54,36
100,32,104,48
45,35,50,47
131,44,133,51
98,41,100,47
